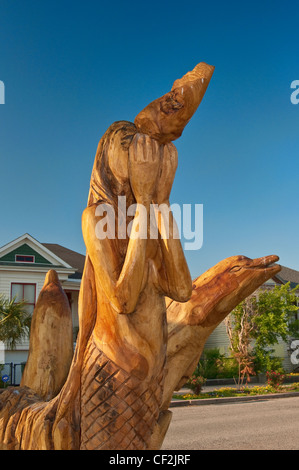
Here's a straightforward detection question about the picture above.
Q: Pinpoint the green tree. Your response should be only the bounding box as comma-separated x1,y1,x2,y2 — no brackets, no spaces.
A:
251,283,299,372
0,294,32,350
226,283,299,378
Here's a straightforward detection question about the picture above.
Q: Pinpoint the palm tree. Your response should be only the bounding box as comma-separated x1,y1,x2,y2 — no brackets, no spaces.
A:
0,294,32,350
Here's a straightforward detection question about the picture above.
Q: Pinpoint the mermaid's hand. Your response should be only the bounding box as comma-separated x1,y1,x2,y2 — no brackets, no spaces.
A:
128,133,160,206
153,143,178,205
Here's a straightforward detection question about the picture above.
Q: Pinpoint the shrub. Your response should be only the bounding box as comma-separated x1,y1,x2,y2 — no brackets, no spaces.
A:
198,348,225,379
199,348,239,379
186,375,206,394
266,356,285,374
266,370,285,389
217,357,239,378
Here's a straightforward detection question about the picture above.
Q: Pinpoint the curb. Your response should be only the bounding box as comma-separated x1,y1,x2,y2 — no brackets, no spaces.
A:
169,391,299,407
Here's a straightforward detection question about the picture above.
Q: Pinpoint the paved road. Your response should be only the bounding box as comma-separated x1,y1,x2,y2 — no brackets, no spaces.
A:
161,397,299,450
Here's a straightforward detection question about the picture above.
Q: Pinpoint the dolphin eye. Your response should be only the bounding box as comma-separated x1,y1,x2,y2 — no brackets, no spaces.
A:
230,266,242,272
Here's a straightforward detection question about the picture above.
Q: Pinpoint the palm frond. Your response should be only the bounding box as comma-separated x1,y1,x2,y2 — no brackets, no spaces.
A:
0,295,32,350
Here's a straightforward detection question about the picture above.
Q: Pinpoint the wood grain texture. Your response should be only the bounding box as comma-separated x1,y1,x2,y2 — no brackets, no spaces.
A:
0,62,281,451
77,123,192,450
0,120,193,450
20,270,73,400
0,255,281,450
80,335,163,450
135,62,215,143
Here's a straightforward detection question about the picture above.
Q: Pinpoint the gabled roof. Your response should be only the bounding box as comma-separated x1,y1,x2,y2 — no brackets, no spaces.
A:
0,234,75,273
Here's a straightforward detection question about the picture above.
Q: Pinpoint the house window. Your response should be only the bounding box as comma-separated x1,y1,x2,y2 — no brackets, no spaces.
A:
15,255,35,263
11,283,36,315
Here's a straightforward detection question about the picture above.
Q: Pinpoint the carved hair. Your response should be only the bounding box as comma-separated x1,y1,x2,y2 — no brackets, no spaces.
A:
87,120,137,208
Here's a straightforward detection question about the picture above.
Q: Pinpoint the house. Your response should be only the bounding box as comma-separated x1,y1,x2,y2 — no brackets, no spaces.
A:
204,265,299,372
0,233,85,370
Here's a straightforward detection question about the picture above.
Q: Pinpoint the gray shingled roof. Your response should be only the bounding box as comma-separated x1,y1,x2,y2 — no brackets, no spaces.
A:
274,265,299,289
42,243,86,279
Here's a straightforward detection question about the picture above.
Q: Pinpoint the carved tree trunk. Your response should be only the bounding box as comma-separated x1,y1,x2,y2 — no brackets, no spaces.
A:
20,270,73,401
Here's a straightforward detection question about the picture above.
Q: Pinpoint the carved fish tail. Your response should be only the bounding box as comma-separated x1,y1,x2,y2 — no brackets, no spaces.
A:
80,336,164,450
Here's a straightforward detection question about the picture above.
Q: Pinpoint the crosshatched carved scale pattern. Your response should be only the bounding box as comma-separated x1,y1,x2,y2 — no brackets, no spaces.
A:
80,336,163,450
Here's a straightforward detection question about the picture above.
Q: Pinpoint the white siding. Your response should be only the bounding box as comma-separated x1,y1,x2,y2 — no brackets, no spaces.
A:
204,322,231,356
0,275,11,300
0,269,78,363
0,270,47,299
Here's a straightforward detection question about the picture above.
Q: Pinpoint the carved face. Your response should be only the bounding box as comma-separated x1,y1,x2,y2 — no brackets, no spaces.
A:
134,62,215,144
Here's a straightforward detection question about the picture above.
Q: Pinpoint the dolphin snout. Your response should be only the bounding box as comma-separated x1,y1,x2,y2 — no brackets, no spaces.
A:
252,255,279,267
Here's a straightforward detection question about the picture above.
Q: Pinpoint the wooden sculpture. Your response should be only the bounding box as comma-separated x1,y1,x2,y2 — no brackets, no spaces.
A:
0,62,282,450
135,62,215,143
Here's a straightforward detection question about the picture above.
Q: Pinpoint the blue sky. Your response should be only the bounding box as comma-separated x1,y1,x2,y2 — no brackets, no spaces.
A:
0,0,298,278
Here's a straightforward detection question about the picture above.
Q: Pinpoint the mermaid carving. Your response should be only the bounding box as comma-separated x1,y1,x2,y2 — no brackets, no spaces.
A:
78,120,193,449
0,62,281,450
76,62,216,449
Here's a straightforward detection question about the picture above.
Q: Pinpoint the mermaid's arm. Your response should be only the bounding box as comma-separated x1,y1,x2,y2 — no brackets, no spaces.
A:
82,202,149,314
153,144,192,302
